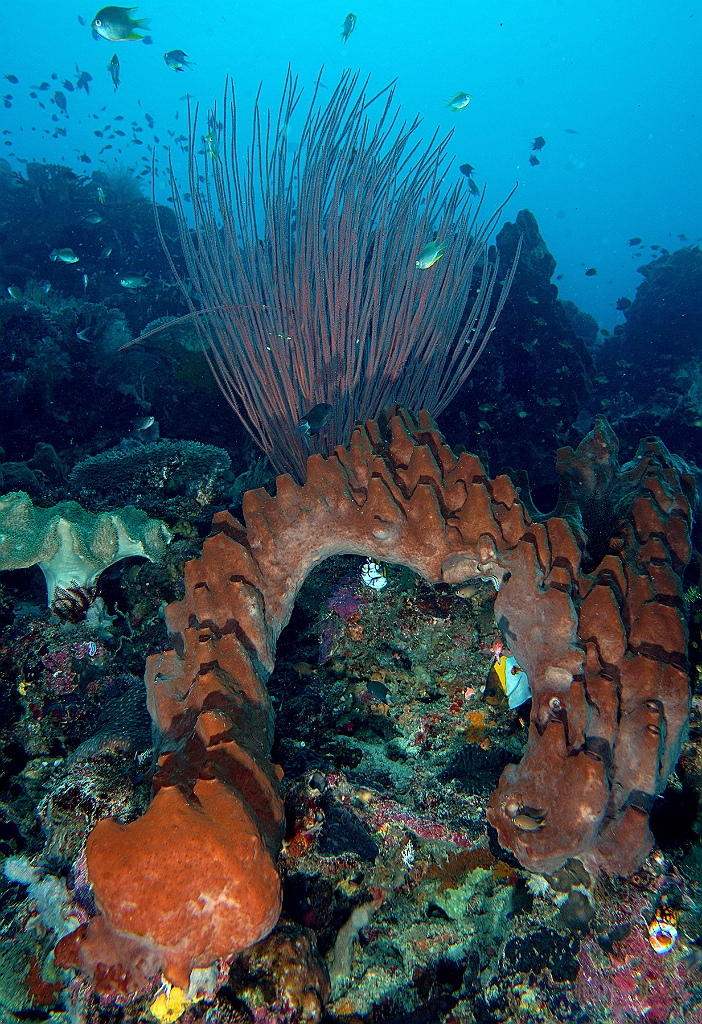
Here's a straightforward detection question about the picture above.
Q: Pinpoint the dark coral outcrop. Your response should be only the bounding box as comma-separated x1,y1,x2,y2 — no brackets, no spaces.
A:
594,245,702,465
439,210,597,497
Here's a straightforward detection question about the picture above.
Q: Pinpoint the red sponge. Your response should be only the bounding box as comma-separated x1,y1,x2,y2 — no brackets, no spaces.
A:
56,779,281,993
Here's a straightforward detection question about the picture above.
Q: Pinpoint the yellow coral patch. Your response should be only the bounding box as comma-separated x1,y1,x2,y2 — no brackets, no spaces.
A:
150,984,191,1023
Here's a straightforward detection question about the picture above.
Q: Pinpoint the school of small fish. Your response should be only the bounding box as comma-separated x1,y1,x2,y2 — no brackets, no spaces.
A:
0,4,693,314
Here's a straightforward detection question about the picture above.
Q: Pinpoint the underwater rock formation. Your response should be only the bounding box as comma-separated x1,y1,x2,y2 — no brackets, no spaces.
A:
440,209,597,494
594,245,702,465
0,441,65,498
55,408,694,996
0,491,171,611
599,246,702,392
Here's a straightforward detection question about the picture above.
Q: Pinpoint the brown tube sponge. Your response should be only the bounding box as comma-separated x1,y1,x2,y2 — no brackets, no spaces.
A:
56,408,694,995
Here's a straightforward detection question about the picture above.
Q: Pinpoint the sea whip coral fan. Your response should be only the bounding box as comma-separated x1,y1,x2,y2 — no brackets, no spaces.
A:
161,70,519,481
56,409,694,997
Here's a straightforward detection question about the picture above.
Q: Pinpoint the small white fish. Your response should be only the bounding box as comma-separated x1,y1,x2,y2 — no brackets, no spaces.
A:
6,285,22,300
360,558,387,590
83,212,103,224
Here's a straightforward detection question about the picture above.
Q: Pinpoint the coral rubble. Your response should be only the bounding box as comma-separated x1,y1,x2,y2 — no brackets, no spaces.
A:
55,407,695,998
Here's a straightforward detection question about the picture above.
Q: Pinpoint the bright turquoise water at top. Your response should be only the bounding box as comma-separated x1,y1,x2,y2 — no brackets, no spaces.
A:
3,0,701,330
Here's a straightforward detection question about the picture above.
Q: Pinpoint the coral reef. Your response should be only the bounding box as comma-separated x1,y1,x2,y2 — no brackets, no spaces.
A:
5,622,140,758
0,201,249,468
0,162,183,327
0,292,134,459
231,919,330,1023
594,245,702,466
69,439,232,516
0,490,171,611
439,209,597,495
55,407,694,1000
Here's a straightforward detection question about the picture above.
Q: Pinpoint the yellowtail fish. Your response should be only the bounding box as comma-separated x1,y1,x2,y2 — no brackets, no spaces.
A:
119,272,148,289
447,92,471,111
91,6,151,41
341,13,357,43
164,49,195,72
108,53,120,91
416,240,446,269
49,248,79,263
203,131,219,159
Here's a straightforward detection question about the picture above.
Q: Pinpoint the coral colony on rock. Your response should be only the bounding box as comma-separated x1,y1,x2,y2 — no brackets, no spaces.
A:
0,14,701,1024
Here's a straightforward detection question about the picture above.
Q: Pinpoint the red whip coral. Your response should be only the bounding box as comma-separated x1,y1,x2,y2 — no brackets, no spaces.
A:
57,408,695,995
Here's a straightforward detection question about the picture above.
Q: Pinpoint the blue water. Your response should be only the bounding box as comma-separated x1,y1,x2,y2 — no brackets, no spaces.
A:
3,1,701,329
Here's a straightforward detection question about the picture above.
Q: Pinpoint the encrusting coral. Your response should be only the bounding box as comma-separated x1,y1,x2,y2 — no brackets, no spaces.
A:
55,407,695,998
0,490,171,610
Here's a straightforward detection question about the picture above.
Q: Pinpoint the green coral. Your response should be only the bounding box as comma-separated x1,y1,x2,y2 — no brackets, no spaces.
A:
0,491,171,606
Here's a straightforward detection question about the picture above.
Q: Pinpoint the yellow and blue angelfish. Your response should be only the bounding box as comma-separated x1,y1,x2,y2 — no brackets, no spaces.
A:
484,654,531,709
